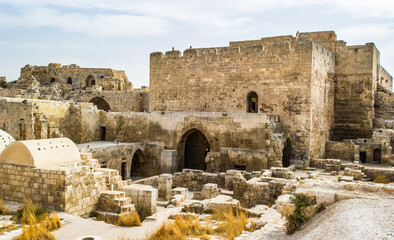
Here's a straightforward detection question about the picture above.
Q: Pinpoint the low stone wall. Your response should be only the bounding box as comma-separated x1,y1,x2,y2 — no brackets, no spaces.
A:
310,158,341,171
132,175,159,187
233,176,296,208
325,141,355,161
363,167,394,182
172,169,224,191
0,163,104,216
119,184,157,220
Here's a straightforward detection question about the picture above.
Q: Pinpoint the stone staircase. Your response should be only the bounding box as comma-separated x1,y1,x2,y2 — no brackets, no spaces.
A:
96,190,136,223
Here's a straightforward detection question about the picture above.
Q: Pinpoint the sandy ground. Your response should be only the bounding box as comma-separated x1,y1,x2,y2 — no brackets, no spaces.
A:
237,197,394,240
52,207,182,240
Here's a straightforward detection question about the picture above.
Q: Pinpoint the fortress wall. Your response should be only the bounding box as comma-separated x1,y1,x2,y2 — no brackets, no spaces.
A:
309,43,335,158
150,41,314,158
333,43,377,140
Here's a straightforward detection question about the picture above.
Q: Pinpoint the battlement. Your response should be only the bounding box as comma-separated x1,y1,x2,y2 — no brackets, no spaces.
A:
150,40,313,60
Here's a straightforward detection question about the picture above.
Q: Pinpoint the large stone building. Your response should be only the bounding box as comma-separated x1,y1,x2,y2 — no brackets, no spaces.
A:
0,31,393,177
150,31,393,162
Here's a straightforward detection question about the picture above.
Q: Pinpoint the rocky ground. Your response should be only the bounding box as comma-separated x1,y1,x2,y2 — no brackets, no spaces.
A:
237,197,394,240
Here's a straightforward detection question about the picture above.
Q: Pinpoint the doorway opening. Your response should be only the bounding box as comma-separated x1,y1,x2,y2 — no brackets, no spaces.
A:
100,126,106,141
360,151,367,163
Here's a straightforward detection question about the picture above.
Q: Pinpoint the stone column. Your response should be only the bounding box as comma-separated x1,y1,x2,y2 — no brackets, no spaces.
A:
158,174,173,201
160,150,177,173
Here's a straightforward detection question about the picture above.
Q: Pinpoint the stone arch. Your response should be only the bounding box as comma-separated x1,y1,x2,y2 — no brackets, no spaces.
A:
130,149,145,179
86,75,96,87
67,77,72,85
177,128,210,171
373,148,381,163
247,91,258,113
89,97,110,111
282,137,293,167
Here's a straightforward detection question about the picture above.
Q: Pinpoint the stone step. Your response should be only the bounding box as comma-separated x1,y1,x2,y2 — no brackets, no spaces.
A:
101,190,125,199
113,180,127,189
156,200,169,207
220,189,233,197
120,204,136,213
111,175,122,183
96,168,119,177
114,197,131,206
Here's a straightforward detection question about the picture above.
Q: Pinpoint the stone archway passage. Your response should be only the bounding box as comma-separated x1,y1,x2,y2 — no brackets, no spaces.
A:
89,97,110,112
282,138,293,167
184,130,210,170
131,150,144,178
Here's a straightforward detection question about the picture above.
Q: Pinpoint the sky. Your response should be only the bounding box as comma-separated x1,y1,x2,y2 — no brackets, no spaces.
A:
0,0,393,88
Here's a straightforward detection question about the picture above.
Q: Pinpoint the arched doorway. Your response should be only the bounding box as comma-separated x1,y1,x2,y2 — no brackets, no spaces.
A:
373,149,381,163
247,91,258,113
86,75,96,87
282,138,293,167
89,97,110,111
131,150,144,179
67,77,72,85
178,129,210,171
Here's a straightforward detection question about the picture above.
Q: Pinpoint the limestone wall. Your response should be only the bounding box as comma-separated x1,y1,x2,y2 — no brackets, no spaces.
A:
309,43,335,158
325,140,356,161
19,63,132,91
102,111,275,171
379,66,393,91
150,39,325,159
333,43,377,140
0,163,103,216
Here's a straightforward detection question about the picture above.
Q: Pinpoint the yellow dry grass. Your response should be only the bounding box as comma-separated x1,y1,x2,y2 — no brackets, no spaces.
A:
0,198,8,215
147,215,212,240
13,215,55,240
118,211,142,227
212,207,249,240
12,198,61,240
373,174,390,183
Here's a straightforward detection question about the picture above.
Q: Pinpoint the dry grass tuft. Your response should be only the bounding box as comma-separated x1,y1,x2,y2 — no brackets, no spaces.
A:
13,199,49,224
0,198,8,215
212,207,249,240
14,214,55,240
42,212,62,231
147,215,211,240
118,211,141,227
373,175,390,183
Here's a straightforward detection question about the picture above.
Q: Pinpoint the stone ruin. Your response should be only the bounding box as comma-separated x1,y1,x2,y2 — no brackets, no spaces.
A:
0,30,393,239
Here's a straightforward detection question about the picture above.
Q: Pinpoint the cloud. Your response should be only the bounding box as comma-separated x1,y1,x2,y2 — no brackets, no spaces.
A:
337,23,394,44
0,0,393,38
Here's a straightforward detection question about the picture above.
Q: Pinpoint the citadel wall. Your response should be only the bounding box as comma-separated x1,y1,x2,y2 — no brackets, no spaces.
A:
150,40,331,159
333,43,378,140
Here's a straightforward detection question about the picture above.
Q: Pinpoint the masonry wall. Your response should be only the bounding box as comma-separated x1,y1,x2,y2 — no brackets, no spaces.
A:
0,98,102,143
150,41,314,159
20,63,132,90
0,163,103,216
333,43,377,140
309,43,335,158
102,111,275,172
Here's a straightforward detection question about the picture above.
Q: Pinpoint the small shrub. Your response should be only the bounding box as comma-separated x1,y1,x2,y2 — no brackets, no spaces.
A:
118,211,141,227
286,193,310,235
89,211,98,218
373,175,390,184
171,186,177,189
